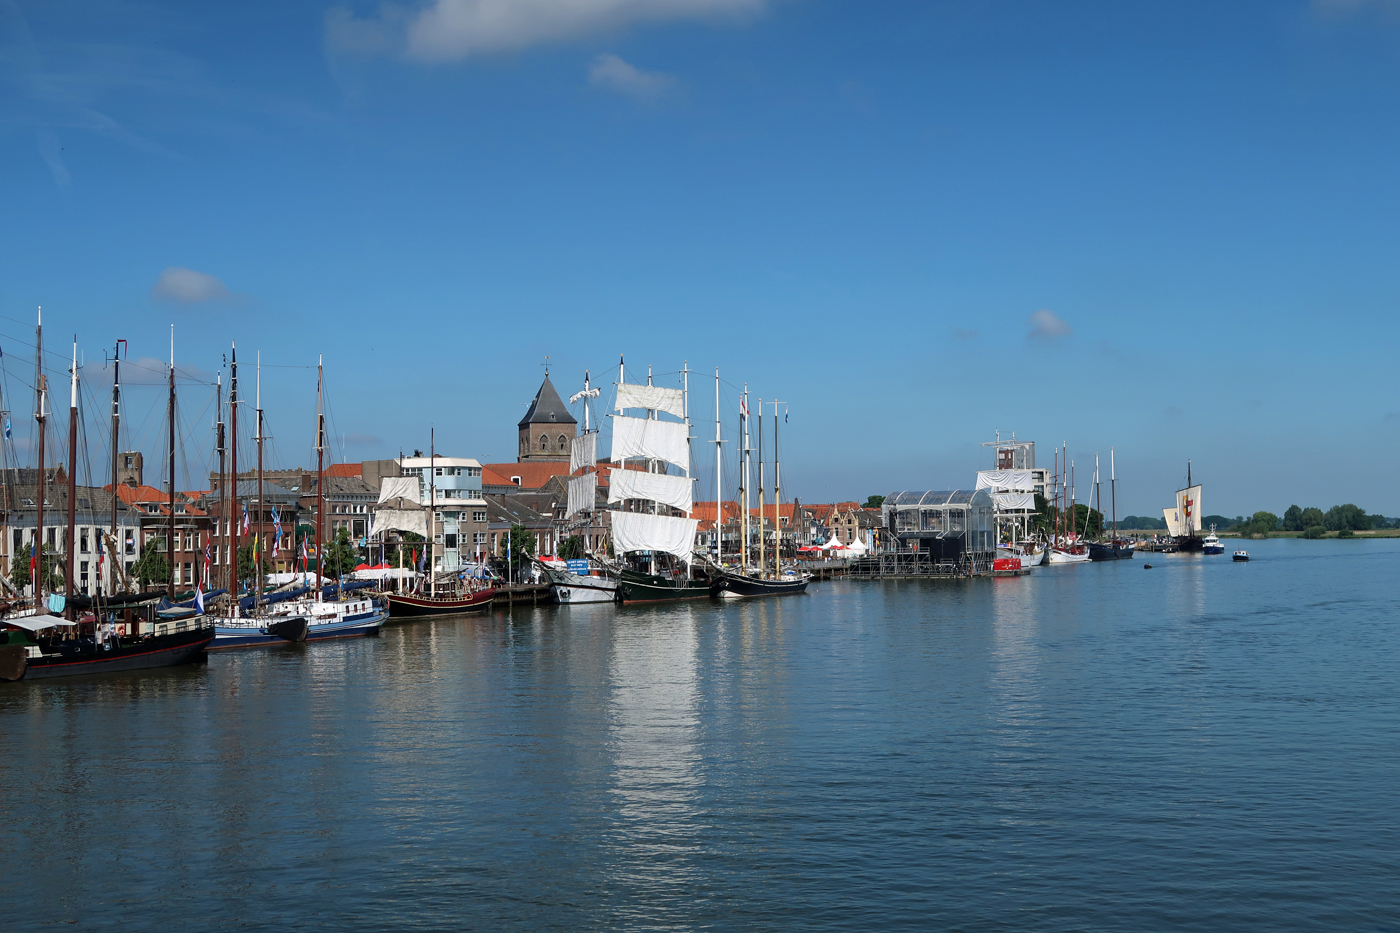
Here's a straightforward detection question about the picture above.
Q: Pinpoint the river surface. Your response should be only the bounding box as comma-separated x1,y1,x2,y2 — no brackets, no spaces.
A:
3,538,1398,931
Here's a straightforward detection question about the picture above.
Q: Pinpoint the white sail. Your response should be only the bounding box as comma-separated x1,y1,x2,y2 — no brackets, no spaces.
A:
1176,485,1203,533
570,432,597,472
566,473,596,517
377,476,420,505
611,510,698,560
373,508,429,537
991,491,1035,511
616,383,686,419
611,415,689,471
609,469,693,514
1163,507,1183,537
976,470,1034,492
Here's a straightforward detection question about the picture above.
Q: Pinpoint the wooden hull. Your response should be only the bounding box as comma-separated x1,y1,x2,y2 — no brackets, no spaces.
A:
387,589,496,617
618,571,715,603
1087,542,1135,561
715,572,808,598
8,627,215,681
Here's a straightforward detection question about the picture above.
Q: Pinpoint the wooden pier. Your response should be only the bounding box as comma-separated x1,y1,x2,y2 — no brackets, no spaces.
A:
799,552,996,580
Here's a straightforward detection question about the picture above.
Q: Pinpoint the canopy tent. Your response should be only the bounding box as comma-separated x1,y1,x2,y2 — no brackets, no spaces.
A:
846,537,868,554
2,613,75,632
351,567,420,582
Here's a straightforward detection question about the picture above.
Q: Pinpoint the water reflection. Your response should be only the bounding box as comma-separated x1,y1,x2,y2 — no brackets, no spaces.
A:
606,604,704,901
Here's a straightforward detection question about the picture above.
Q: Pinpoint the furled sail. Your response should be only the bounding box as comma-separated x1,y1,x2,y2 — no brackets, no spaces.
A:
611,415,689,471
569,432,597,472
610,510,699,560
616,383,686,419
991,491,1035,511
1175,485,1202,534
566,473,596,517
373,508,430,538
608,469,693,514
976,470,1035,492
377,476,420,505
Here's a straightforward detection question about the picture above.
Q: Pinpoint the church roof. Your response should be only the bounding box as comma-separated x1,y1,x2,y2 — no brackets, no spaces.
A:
517,375,577,428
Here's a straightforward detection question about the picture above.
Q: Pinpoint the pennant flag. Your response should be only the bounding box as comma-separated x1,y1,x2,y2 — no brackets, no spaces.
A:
241,504,250,535
29,543,36,575
96,536,105,576
739,395,748,417
3,417,10,440
785,406,789,424
194,584,205,615
271,507,282,556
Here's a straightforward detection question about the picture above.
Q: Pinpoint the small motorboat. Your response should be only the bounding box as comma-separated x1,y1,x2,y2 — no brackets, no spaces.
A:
1202,533,1225,555
1232,550,1250,562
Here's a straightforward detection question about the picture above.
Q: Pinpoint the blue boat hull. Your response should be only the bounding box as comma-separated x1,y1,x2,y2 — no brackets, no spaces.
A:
305,609,387,640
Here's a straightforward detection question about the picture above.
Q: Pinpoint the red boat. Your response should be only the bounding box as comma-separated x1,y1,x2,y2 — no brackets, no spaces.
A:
386,587,496,617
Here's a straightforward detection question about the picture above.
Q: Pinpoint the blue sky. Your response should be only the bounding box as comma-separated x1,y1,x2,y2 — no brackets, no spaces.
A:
2,0,1398,516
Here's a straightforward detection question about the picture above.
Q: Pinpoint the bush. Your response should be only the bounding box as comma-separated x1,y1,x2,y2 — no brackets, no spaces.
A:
1302,525,1327,539
1337,529,1355,538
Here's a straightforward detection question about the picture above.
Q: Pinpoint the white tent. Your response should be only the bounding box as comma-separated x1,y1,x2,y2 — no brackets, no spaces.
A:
846,537,868,554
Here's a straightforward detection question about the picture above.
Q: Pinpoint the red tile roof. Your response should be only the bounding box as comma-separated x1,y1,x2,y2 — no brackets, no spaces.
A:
693,501,742,523
326,463,362,478
482,462,575,491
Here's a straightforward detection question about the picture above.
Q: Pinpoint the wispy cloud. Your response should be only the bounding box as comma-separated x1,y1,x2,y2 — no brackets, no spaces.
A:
1027,309,1072,342
588,53,674,99
343,431,384,446
952,328,979,340
151,267,235,306
326,0,765,62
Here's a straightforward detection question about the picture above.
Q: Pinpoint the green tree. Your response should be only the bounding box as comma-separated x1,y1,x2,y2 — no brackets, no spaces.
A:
1282,505,1304,532
1237,511,1280,538
130,542,171,588
1302,525,1327,539
1070,503,1104,539
507,524,536,561
1324,503,1368,532
9,543,64,592
237,543,257,586
863,495,885,510
1300,507,1325,529
322,527,359,578
558,535,585,561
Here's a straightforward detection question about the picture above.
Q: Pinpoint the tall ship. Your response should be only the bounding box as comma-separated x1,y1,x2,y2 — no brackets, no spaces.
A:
2,319,214,680
549,370,621,603
604,360,712,602
1163,461,1204,553
715,385,807,597
1087,448,1134,560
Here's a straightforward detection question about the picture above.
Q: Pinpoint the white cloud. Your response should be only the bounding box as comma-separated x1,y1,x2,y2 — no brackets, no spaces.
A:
1027,309,1072,342
151,267,232,305
327,0,765,62
588,53,674,99
343,431,384,445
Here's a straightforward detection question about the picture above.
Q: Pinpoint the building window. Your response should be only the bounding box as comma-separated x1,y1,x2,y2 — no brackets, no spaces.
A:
444,534,458,550
539,434,548,451
559,435,567,452
473,510,486,523
467,467,481,477
473,533,486,546
80,529,90,552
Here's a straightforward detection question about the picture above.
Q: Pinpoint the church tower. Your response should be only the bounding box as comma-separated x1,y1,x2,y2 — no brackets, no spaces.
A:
518,375,577,462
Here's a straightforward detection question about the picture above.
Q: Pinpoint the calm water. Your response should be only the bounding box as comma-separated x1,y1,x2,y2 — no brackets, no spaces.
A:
3,538,1398,931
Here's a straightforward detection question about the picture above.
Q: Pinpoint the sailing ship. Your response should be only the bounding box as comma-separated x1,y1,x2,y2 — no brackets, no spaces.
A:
2,320,215,681
1047,443,1090,563
1163,461,1204,552
1087,449,1134,560
603,359,713,602
715,389,807,597
384,426,496,617
548,370,621,603
210,354,388,643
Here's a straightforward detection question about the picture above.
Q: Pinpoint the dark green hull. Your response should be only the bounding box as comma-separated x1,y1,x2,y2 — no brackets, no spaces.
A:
618,570,715,603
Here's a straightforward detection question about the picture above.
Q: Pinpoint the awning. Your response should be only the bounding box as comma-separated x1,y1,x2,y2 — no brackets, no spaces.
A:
3,613,76,632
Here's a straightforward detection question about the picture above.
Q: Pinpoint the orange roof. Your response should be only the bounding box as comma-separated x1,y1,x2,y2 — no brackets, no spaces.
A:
482,462,574,491
693,501,742,523
749,503,797,521
106,483,169,504
326,463,362,478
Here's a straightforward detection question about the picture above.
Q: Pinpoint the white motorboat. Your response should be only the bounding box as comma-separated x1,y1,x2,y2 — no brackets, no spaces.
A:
548,564,620,604
1202,533,1225,555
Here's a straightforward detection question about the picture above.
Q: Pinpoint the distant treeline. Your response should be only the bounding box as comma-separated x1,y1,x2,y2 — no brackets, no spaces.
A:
1118,506,1397,537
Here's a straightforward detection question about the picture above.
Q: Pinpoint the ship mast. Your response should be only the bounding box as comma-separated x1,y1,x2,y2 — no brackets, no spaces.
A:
1110,448,1117,541
756,398,765,577
166,327,176,599
215,372,224,594
713,368,722,566
65,339,78,617
254,352,264,611
739,387,749,572
315,357,324,600
34,308,46,610
110,339,123,596
773,401,783,569
229,344,240,606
